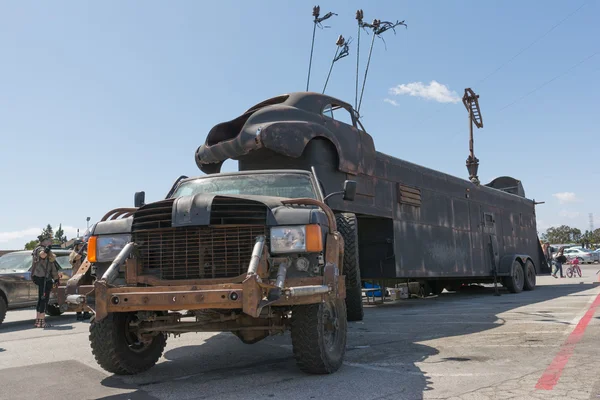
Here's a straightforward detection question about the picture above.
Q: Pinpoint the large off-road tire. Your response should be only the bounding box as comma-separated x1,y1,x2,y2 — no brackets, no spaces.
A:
291,299,347,374
45,304,64,317
523,260,536,291
0,295,7,326
335,213,364,322
89,312,167,375
503,260,525,294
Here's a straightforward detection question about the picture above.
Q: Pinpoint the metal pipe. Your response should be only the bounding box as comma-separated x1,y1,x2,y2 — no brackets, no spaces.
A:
66,295,85,305
287,285,331,297
266,261,289,302
246,236,266,276
100,242,135,284
275,262,288,290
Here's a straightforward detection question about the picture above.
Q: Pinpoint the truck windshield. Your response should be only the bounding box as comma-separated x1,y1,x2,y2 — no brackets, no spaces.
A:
170,173,317,199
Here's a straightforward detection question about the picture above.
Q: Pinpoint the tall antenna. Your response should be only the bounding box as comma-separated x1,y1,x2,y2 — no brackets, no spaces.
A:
354,10,364,110
323,35,351,94
306,6,337,92
590,213,594,232
357,18,407,114
462,88,484,185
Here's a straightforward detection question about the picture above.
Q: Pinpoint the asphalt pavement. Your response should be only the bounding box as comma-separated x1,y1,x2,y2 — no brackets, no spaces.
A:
1,265,600,400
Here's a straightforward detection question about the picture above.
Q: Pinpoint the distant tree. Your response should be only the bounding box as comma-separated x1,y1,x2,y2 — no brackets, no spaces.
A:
582,229,600,247
542,225,582,244
54,223,67,244
24,240,39,250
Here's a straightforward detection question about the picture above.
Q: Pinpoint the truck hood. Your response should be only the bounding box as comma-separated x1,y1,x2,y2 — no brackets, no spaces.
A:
172,193,328,228
93,194,329,235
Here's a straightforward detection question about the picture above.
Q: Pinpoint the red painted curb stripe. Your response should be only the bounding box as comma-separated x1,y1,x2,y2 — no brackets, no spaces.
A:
535,292,600,390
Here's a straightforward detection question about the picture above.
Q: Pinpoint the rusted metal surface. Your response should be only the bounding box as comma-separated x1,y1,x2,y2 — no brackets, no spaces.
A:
134,225,268,280
137,313,286,335
65,259,93,294
125,257,139,284
195,92,376,177
193,91,547,280
101,208,137,222
56,284,95,313
93,276,345,322
463,88,484,185
325,232,343,270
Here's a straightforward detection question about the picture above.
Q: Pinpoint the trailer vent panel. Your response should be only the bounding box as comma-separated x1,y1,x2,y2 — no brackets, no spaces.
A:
397,184,421,207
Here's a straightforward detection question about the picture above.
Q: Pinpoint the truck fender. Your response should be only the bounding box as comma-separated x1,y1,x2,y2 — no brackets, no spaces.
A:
497,254,529,277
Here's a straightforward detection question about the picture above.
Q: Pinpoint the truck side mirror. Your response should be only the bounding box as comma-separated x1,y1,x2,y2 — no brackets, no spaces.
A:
134,191,146,208
343,180,357,201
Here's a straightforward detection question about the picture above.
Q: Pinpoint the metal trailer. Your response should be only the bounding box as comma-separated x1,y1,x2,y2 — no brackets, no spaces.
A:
195,91,550,319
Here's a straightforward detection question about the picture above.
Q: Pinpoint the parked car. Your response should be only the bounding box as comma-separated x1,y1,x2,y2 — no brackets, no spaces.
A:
0,249,72,325
563,247,598,264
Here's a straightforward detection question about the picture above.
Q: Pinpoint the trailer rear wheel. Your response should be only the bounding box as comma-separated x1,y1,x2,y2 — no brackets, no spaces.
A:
444,282,461,292
335,213,364,322
503,261,524,293
427,281,444,295
523,260,536,291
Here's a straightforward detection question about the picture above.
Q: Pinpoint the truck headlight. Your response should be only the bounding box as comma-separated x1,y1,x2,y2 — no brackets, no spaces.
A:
270,225,323,254
89,234,132,263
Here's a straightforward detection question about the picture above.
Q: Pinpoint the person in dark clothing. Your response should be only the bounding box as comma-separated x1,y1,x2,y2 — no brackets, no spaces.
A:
29,234,60,328
553,246,567,279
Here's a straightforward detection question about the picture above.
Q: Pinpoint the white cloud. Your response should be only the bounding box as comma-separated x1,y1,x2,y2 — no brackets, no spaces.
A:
559,210,580,219
383,98,399,106
0,228,41,243
552,192,579,204
0,225,83,244
389,80,461,104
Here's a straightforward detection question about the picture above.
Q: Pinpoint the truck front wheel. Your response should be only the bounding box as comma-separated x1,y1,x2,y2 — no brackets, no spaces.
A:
335,213,364,321
89,312,167,375
291,299,347,374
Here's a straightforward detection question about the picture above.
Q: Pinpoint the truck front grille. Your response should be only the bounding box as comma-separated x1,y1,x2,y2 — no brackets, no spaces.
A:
134,226,267,280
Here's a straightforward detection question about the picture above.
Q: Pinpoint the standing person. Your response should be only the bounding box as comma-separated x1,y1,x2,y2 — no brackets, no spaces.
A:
69,239,90,320
542,243,551,265
553,246,567,279
30,234,60,328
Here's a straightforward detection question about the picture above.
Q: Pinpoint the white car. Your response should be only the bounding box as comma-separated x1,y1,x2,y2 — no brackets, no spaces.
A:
563,247,598,264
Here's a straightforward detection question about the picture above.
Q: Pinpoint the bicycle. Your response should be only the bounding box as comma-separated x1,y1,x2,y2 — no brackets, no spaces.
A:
566,257,582,278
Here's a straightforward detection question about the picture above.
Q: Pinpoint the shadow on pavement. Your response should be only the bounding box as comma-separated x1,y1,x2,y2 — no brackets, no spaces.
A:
0,313,80,334
96,282,598,400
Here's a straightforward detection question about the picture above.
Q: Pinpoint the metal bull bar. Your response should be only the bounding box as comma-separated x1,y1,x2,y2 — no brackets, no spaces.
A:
100,242,136,284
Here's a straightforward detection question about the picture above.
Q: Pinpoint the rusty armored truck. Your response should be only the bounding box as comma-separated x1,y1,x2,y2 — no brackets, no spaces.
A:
194,92,549,320
63,169,352,375
62,91,547,376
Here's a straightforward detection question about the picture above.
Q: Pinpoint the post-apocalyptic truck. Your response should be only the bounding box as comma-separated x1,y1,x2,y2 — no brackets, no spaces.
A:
62,168,353,375
60,91,547,376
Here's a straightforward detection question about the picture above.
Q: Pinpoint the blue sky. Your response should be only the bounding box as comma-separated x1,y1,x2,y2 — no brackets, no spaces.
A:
1,1,598,249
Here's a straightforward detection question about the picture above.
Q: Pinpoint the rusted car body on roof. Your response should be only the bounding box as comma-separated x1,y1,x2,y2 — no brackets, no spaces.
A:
195,91,548,306
63,169,351,376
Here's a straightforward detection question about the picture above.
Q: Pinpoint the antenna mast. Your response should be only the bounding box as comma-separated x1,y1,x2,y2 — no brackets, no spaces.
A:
323,35,351,94
355,10,364,110
357,17,407,115
306,6,337,92
463,88,484,185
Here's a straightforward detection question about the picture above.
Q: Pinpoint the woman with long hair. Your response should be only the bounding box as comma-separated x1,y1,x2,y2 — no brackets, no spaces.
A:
553,246,567,278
